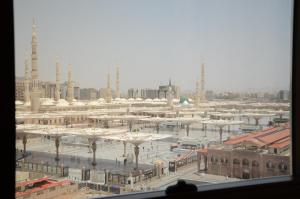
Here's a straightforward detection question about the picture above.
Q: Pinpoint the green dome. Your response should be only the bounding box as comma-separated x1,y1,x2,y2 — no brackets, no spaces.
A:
179,96,189,103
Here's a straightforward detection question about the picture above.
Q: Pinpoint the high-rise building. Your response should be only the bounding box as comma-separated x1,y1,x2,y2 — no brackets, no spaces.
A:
205,90,214,101
278,90,290,102
40,82,56,98
74,84,80,100
128,88,140,99
99,88,107,99
158,79,179,98
141,89,159,99
80,88,98,100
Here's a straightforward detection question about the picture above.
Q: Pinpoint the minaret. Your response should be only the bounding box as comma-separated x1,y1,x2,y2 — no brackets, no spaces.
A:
195,79,200,107
200,63,206,102
116,66,120,98
24,52,30,104
66,64,74,104
106,73,112,103
55,58,60,102
167,78,173,107
30,19,41,112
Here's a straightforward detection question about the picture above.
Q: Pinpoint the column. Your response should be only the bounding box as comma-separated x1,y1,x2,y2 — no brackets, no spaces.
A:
197,153,201,172
204,155,208,171
123,141,127,157
88,138,92,153
55,136,60,161
92,139,97,166
129,121,133,132
22,135,27,157
219,126,223,144
156,123,159,133
186,124,190,137
134,145,140,169
254,117,260,126
204,124,207,137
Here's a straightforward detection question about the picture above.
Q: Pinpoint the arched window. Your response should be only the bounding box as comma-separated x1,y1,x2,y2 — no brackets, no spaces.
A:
221,158,228,165
233,159,240,165
279,162,288,171
211,156,218,163
266,161,275,169
242,159,249,166
252,160,259,167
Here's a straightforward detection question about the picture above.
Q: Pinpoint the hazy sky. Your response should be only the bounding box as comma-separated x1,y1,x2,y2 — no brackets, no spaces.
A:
14,0,293,92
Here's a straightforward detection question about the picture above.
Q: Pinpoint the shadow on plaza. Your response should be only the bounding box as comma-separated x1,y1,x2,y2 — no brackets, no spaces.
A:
22,151,153,173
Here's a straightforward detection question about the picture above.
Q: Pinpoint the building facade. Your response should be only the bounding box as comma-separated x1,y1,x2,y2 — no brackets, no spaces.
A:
203,148,290,179
16,77,25,101
80,88,98,100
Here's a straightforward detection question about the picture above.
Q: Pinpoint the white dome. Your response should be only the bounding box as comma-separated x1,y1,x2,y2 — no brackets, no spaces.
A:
183,100,189,105
88,101,101,106
41,98,55,106
15,100,23,105
73,101,85,106
56,99,69,107
24,101,31,106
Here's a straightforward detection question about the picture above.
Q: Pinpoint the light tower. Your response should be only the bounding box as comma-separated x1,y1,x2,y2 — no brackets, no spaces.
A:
116,66,120,98
24,51,30,104
106,73,112,103
66,64,74,104
55,58,60,102
200,63,206,102
30,19,41,113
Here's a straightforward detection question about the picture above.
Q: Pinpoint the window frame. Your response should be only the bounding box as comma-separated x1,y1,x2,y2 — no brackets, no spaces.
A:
2,0,300,198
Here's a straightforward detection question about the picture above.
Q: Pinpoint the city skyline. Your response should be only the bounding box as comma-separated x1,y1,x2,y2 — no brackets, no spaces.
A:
14,0,292,92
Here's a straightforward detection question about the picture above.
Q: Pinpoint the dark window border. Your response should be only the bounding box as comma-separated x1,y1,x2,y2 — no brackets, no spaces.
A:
2,0,300,198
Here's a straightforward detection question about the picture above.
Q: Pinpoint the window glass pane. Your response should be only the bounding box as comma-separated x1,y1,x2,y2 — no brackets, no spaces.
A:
14,0,292,198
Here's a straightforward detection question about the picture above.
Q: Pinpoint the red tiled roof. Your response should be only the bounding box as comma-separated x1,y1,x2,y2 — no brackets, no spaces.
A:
16,178,72,197
258,129,289,144
269,137,290,149
224,127,278,145
224,126,290,150
16,176,49,187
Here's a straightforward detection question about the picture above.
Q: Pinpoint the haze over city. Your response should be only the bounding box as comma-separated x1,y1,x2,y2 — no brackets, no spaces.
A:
14,0,292,92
